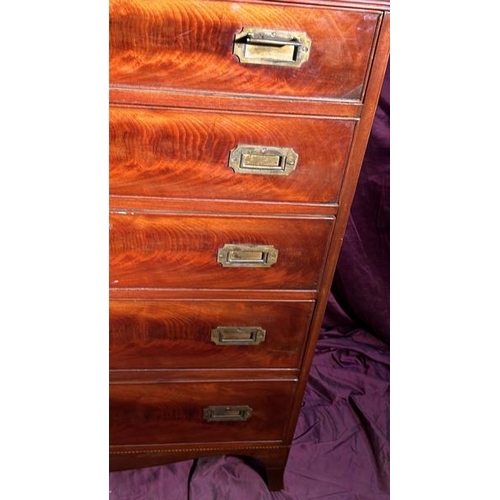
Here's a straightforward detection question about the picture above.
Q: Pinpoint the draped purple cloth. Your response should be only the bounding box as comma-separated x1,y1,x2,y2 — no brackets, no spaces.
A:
110,64,390,500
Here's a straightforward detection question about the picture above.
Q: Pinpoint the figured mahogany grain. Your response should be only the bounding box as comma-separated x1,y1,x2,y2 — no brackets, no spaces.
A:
109,380,296,445
110,299,313,369
109,0,381,101
110,106,355,203
108,0,390,488
109,213,333,289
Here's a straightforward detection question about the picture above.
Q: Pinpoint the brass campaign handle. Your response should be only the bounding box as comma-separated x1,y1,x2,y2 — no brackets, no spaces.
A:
217,244,278,268
233,28,311,67
203,405,253,422
211,326,266,346
228,145,298,176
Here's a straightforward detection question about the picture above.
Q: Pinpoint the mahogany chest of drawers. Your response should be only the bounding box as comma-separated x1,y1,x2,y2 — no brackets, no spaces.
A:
109,0,390,491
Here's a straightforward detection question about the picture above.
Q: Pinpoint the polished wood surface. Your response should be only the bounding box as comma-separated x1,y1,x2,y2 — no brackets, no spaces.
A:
109,0,381,101
110,368,299,383
110,380,296,445
109,213,333,289
110,195,339,218
110,106,355,203
109,0,390,490
109,87,364,118
110,299,314,369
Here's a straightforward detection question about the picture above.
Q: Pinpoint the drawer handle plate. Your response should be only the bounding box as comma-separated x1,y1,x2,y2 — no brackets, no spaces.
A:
217,244,278,267
229,145,298,175
203,405,253,422
211,326,266,346
233,27,311,67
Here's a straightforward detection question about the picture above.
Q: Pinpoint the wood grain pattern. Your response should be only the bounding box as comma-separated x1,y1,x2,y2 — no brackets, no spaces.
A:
109,213,333,289
110,195,339,218
108,0,390,488
257,0,390,8
109,87,363,118
109,286,317,301
109,368,299,383
110,299,314,369
109,0,381,101
110,106,356,203
109,380,296,445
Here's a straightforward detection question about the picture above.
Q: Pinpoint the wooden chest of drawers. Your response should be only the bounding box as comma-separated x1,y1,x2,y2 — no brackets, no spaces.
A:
109,0,390,491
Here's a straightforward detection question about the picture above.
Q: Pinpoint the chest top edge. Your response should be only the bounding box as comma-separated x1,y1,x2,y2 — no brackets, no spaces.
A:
217,0,390,12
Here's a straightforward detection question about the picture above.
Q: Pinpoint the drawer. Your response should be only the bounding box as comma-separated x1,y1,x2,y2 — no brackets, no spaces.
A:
109,0,381,101
110,106,355,203
109,213,333,290
109,380,296,445
110,299,314,370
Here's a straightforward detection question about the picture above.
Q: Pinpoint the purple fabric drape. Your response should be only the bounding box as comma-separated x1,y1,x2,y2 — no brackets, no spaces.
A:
328,60,390,345
110,64,390,500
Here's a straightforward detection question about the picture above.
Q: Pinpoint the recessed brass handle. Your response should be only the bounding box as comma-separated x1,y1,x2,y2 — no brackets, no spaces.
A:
211,326,266,346
229,145,298,176
217,244,278,268
233,27,311,67
203,405,253,422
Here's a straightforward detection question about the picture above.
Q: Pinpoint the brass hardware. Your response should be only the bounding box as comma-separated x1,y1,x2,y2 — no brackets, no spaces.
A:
229,145,298,176
217,244,278,267
233,28,311,67
203,405,253,422
211,326,266,346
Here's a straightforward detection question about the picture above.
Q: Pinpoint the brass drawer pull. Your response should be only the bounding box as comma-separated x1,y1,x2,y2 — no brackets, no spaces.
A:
233,27,311,67
203,405,253,422
217,244,278,267
211,326,266,346
229,145,298,176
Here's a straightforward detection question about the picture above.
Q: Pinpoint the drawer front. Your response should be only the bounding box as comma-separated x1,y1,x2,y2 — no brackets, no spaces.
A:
110,299,314,370
109,0,381,101
110,380,296,445
110,106,355,203
109,213,333,290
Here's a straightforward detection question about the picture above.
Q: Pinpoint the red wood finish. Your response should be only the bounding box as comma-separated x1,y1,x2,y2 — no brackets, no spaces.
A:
110,368,298,383
110,299,314,369
109,87,364,118
110,380,296,445
109,0,381,101
109,213,334,289
110,106,356,203
109,0,390,490
280,12,390,449
109,195,339,218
